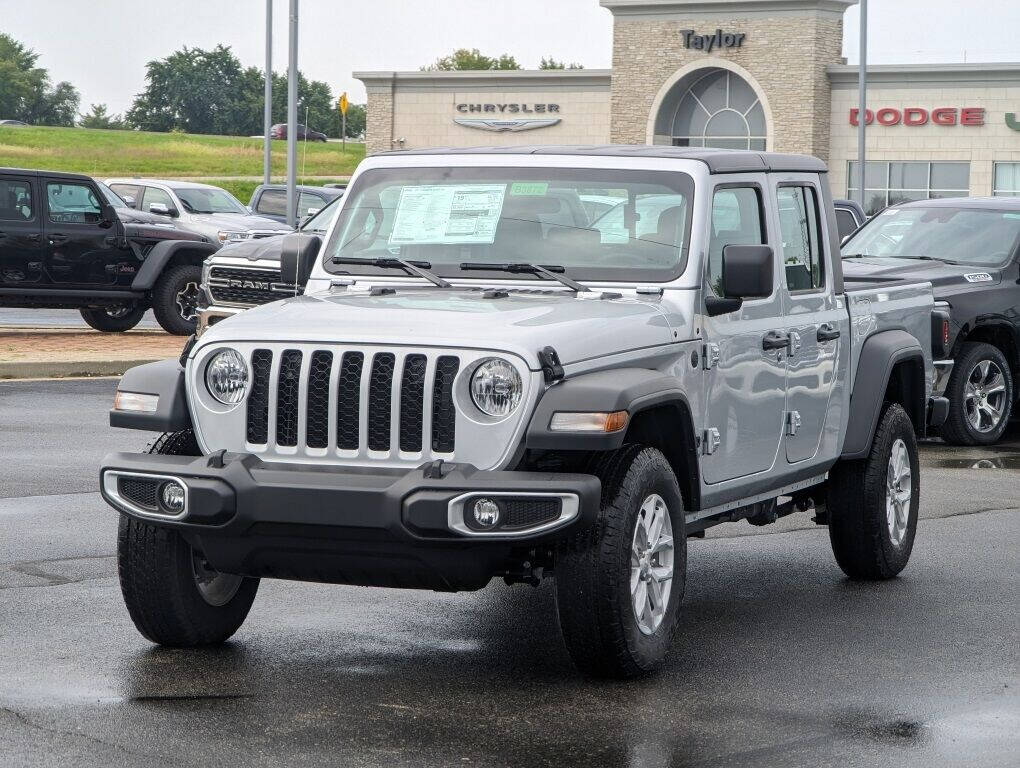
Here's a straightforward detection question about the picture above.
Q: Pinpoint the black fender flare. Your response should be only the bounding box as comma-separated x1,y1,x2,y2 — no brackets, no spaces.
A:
525,368,690,452
841,330,925,459
109,359,192,432
131,240,219,292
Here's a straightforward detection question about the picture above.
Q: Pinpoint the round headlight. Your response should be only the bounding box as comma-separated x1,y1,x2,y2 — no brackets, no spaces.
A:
205,349,249,405
470,358,522,418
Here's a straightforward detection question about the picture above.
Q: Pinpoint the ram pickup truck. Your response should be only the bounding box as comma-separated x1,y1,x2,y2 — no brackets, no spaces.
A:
101,147,947,678
842,197,1020,446
0,168,217,333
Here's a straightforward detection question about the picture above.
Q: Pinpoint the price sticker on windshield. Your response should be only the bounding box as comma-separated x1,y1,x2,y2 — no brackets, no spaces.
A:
389,184,506,245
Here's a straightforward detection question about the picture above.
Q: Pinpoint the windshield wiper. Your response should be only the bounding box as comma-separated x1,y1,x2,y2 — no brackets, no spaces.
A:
842,254,875,259
332,256,451,288
458,262,590,293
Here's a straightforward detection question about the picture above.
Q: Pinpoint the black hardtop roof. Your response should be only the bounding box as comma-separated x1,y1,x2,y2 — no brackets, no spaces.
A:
891,196,1020,211
254,183,345,197
375,145,828,174
0,167,94,181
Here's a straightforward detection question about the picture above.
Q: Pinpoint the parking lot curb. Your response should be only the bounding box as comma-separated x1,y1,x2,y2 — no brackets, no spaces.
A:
0,358,160,380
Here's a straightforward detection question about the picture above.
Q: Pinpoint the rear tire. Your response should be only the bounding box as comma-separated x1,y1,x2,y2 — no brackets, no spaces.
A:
940,342,1013,446
79,305,145,333
828,403,919,580
151,263,202,336
117,430,259,646
555,445,687,678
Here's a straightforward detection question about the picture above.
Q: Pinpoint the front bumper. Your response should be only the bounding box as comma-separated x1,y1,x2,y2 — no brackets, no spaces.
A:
100,452,600,591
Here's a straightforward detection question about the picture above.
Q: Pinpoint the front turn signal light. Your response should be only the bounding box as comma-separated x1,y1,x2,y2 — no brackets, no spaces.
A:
113,391,158,413
549,410,629,433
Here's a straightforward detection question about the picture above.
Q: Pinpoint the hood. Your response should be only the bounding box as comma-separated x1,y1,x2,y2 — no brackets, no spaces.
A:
215,236,285,262
190,211,292,233
842,257,1002,296
196,287,677,367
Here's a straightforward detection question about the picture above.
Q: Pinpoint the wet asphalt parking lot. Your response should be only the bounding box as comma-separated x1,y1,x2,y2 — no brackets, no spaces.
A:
1,377,1017,767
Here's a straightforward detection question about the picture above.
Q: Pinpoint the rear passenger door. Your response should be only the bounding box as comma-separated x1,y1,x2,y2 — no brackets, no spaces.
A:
0,174,44,286
771,178,846,465
700,180,788,484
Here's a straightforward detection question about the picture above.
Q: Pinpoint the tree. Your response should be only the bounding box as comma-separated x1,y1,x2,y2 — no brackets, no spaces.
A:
341,103,366,139
0,32,79,126
539,57,585,70
422,48,521,71
78,103,125,130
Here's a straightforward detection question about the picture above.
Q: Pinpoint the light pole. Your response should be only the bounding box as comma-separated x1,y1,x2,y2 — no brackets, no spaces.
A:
263,0,272,187
286,0,298,228
856,0,867,210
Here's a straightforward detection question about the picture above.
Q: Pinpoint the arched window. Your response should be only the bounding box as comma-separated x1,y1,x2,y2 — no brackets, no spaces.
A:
662,69,767,150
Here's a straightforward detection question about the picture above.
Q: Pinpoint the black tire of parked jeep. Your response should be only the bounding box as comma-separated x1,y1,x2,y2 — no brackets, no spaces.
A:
151,264,203,336
939,342,1014,446
117,430,259,646
79,305,146,333
555,445,687,679
827,403,919,580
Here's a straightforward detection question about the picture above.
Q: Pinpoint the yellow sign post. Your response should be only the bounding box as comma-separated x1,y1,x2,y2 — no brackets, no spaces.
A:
338,92,349,154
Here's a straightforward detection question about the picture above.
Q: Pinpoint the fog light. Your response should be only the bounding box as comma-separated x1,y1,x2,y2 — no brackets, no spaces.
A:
160,481,186,514
472,498,501,528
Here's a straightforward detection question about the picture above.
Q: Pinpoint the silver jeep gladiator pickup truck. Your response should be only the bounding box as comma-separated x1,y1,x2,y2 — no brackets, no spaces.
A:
101,147,949,678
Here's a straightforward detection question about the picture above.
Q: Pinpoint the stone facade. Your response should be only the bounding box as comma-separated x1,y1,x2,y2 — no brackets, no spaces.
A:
357,71,612,156
606,1,851,161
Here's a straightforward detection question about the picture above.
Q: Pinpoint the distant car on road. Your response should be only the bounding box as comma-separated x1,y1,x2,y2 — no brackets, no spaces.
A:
248,183,344,225
842,196,1020,445
269,123,328,142
0,167,216,334
0,120,29,126
106,178,291,246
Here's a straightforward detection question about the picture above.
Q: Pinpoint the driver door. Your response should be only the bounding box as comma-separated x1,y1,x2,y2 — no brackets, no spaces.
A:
42,178,118,287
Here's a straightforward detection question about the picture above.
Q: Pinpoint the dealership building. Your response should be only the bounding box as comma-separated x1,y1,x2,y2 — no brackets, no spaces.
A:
356,0,1020,212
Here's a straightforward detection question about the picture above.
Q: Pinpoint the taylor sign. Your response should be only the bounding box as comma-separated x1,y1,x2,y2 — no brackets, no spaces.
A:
849,107,985,127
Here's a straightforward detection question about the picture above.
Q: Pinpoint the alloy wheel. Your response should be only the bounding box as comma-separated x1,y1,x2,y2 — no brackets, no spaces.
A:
886,438,912,547
191,550,244,607
964,359,1007,433
630,493,675,635
175,281,201,322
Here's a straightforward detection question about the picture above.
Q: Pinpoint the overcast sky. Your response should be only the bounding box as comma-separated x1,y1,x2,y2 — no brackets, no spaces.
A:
0,0,1016,116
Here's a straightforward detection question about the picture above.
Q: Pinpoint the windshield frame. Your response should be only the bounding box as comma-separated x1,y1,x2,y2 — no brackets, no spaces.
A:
840,204,1020,269
321,166,696,284
94,180,126,209
299,194,342,234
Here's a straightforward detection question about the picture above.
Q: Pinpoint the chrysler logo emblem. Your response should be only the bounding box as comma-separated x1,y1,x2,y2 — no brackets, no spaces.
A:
454,117,562,132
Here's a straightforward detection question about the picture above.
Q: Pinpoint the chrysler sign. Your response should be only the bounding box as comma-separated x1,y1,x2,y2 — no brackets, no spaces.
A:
455,103,562,132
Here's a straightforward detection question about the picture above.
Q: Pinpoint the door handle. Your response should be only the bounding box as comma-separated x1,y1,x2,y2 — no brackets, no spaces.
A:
25,233,42,242
48,234,68,244
817,324,841,342
762,330,790,351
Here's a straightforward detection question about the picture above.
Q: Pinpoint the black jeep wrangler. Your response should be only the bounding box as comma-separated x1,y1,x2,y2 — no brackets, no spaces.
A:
0,168,218,334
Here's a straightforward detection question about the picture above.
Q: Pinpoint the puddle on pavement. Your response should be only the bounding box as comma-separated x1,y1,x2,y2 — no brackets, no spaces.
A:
928,455,1020,469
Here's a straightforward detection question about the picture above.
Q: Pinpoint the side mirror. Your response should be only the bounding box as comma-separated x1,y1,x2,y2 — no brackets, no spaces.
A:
705,244,774,317
148,202,176,217
280,233,321,288
122,195,136,208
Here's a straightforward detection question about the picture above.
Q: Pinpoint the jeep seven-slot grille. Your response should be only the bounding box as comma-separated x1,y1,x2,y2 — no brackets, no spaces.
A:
208,266,291,306
245,348,460,455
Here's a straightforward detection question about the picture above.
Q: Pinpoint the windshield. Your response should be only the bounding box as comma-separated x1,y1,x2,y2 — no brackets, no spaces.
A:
299,195,341,234
323,167,694,282
95,181,125,208
175,187,248,215
842,206,1020,267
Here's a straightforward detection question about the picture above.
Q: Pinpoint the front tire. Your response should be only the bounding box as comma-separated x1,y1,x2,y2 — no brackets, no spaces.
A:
555,446,687,678
828,403,919,580
151,263,202,336
80,305,145,333
117,430,259,646
940,342,1013,446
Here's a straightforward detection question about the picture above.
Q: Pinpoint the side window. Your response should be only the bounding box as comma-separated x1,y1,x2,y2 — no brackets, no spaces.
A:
777,186,824,292
141,186,174,213
46,182,102,224
834,208,858,239
257,189,287,216
0,178,34,221
708,186,765,295
298,191,324,215
109,183,141,207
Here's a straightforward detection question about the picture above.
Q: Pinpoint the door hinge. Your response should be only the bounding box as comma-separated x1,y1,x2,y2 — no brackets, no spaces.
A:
702,342,720,370
787,331,802,356
703,427,721,455
786,410,802,436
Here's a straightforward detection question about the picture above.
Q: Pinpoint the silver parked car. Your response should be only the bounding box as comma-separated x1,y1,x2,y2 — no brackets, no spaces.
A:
106,178,292,245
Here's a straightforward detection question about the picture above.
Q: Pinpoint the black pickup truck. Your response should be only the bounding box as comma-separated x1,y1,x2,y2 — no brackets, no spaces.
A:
0,168,218,334
842,197,1020,445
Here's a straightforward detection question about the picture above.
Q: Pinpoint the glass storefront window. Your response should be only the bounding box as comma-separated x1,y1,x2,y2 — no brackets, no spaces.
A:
993,163,1020,196
849,161,970,215
668,69,768,151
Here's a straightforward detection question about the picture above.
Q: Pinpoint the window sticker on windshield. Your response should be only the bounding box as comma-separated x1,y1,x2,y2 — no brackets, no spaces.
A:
509,182,549,196
880,209,900,216
1005,213,1020,220
389,184,506,245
